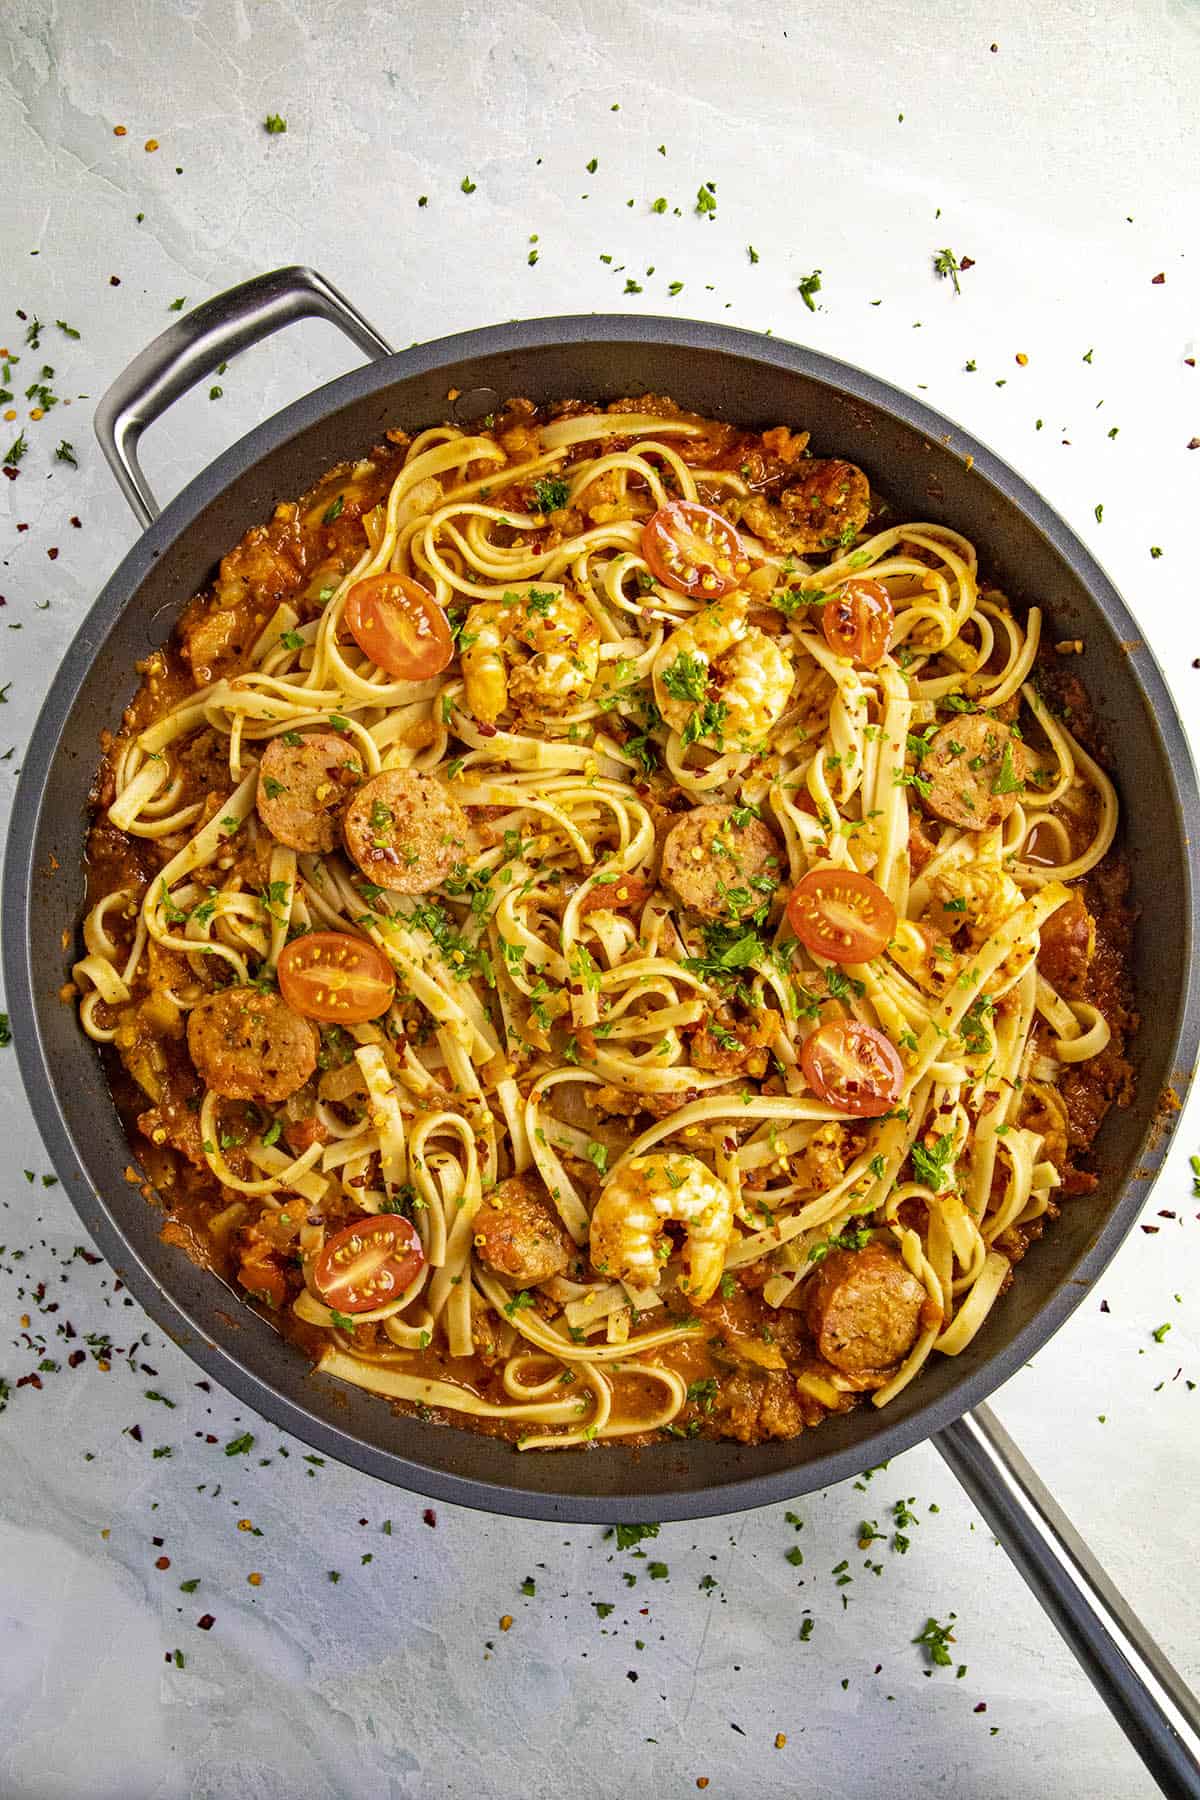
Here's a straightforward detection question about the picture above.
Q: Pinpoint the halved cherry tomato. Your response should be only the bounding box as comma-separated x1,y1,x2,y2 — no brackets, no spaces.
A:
821,578,894,668
344,573,454,680
313,1215,425,1314
786,867,897,964
642,501,752,599
801,1020,904,1118
277,930,395,1024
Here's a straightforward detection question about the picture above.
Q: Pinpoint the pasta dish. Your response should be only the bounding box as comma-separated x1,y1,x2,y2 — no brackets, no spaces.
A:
75,394,1134,1449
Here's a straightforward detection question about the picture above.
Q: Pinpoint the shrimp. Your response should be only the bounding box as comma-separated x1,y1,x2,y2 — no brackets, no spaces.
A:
652,596,793,752
589,1152,734,1303
461,584,601,726
931,863,1023,944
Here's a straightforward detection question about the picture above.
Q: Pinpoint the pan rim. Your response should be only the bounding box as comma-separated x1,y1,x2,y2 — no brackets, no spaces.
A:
5,311,1198,1521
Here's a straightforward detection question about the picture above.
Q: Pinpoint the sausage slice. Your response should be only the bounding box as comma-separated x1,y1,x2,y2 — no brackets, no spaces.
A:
921,714,1028,831
473,1177,576,1285
342,770,469,893
187,987,318,1103
256,731,363,853
661,804,783,921
1036,891,1095,996
806,1239,926,1375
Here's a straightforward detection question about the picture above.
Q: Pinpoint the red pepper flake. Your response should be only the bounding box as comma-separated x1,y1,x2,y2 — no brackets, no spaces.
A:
47,547,59,561
959,255,976,271
127,1423,143,1441
1186,359,1196,368
1159,1209,1177,1219
974,1701,988,1713
1100,1299,1110,1313
70,515,82,528
69,1350,85,1367
1187,440,1199,451
17,1373,42,1389
16,523,28,531
1151,272,1165,284
422,1508,437,1527
152,1535,164,1546
155,1555,170,1570
109,276,121,287
3,468,19,482
1141,1224,1160,1234
196,1613,215,1631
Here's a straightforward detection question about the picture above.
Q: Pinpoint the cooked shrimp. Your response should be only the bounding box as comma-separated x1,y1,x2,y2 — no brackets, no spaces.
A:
652,596,793,752
931,863,1023,944
589,1152,734,1303
461,584,601,726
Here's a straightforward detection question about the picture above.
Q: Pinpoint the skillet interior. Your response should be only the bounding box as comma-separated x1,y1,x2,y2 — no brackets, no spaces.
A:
5,318,1197,1520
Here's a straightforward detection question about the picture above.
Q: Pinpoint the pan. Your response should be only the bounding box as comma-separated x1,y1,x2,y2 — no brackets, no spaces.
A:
4,268,1199,1794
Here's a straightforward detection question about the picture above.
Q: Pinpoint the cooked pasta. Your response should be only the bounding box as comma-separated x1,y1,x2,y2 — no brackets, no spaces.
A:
75,395,1133,1449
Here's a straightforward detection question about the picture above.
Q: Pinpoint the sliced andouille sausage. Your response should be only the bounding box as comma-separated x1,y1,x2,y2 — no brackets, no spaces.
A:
472,1176,576,1285
341,770,469,893
256,731,364,853
1036,890,1095,997
660,804,783,921
921,714,1028,831
806,1239,927,1375
186,987,318,1103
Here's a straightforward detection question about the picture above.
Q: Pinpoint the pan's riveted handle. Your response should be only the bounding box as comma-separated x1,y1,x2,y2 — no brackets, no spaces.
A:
936,1405,1200,1799
93,266,394,529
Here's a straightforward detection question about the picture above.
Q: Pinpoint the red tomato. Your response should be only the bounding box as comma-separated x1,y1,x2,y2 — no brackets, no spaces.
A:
786,868,897,963
344,573,453,680
642,501,752,599
314,1215,425,1314
821,578,894,667
277,930,395,1024
801,1020,904,1118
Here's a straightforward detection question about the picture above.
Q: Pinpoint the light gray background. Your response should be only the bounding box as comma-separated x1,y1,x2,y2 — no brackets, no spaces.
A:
0,2,1197,1796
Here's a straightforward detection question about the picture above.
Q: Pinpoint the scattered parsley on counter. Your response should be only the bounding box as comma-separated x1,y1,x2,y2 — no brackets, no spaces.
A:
1094,503,1104,523
608,1522,660,1550
0,1013,11,1047
1151,1322,1172,1343
695,182,717,217
914,1614,957,1667
168,296,187,312
56,318,80,338
460,176,477,194
55,440,77,467
797,269,822,311
648,1561,669,1580
223,1432,254,1456
264,114,287,134
4,431,28,467
1150,546,1163,559
799,1617,814,1641
933,248,963,293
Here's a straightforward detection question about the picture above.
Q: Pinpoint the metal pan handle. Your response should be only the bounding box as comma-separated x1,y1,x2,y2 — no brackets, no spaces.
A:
936,1405,1200,1798
93,265,394,529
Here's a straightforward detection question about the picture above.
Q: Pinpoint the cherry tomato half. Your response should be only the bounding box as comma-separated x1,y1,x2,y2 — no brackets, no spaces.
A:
642,501,752,600
786,867,897,964
314,1215,425,1314
344,573,454,681
801,1020,904,1118
277,930,395,1024
821,578,894,668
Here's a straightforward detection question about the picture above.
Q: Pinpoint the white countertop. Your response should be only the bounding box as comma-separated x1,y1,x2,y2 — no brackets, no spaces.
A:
1,2,1197,1795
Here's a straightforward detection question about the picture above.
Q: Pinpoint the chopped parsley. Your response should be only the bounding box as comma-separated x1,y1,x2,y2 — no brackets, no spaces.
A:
532,475,569,513
797,269,822,311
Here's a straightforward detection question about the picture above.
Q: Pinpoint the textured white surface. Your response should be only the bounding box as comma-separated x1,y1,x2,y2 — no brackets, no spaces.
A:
0,2,1198,1796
